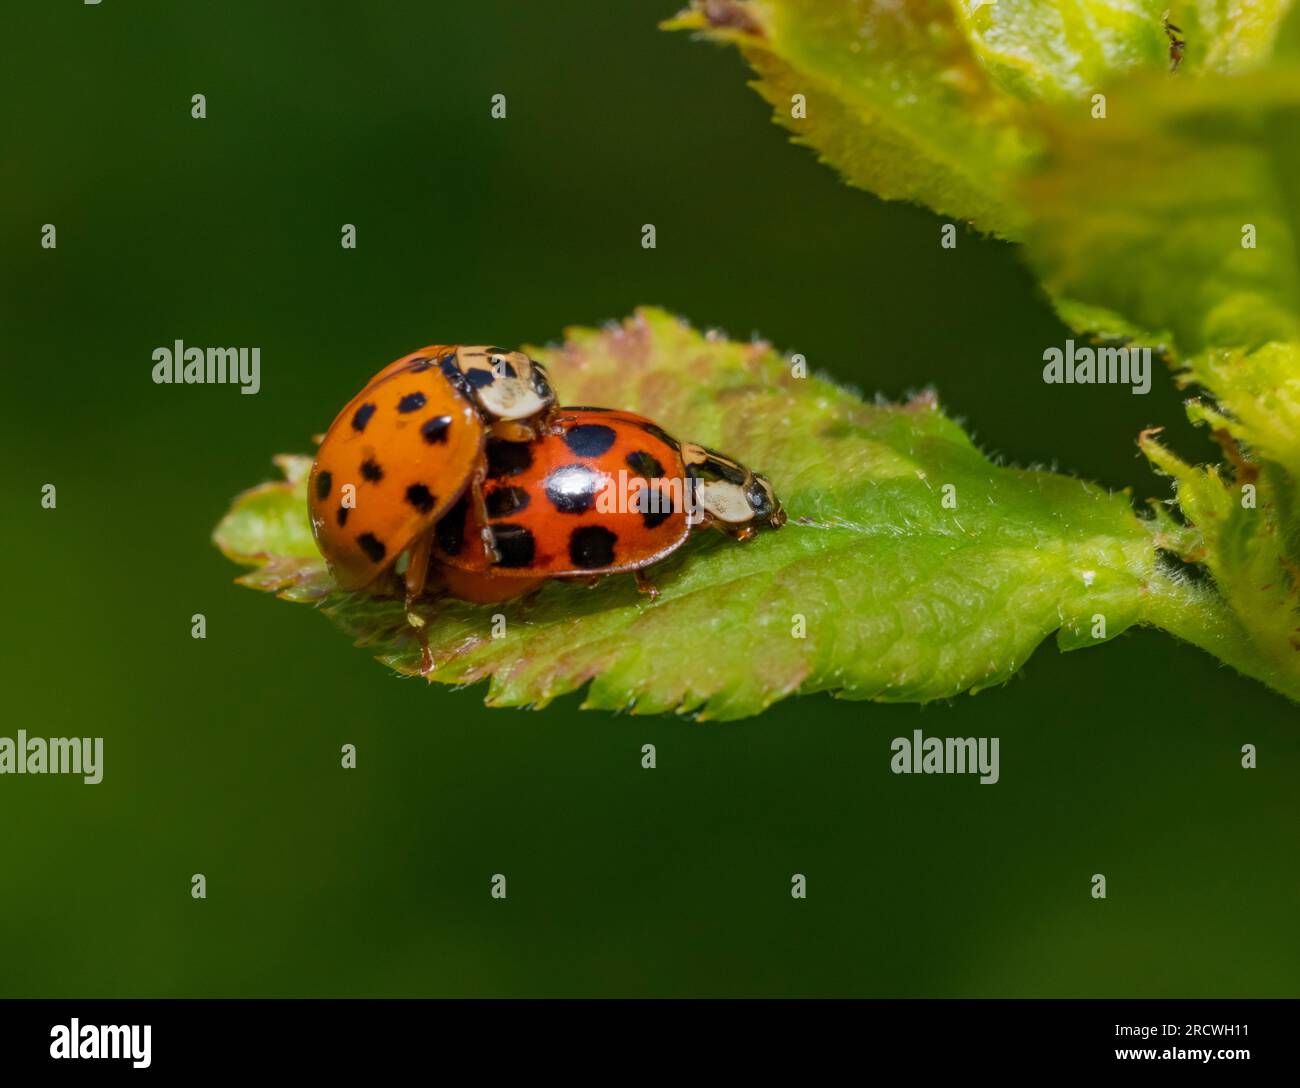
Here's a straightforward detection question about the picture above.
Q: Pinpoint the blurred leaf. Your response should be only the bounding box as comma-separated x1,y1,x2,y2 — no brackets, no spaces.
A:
1021,68,1300,355
1196,0,1298,72
952,0,1166,101
664,0,1039,237
954,0,1291,100
662,0,1294,236
669,0,1298,310
216,308,1203,719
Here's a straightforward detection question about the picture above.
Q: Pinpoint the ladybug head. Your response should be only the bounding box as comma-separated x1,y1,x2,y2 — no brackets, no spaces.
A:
447,345,556,424
683,444,786,535
744,472,786,529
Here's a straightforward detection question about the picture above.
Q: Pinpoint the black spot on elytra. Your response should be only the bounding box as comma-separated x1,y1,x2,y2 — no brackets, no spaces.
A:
466,367,496,389
563,423,617,457
435,496,467,556
405,483,436,515
361,458,384,482
641,485,673,530
315,471,333,501
492,524,536,568
352,403,376,431
336,505,349,527
569,525,617,569
543,464,601,515
398,391,427,413
625,450,663,479
486,437,532,478
421,415,453,444
357,532,386,563
486,486,530,518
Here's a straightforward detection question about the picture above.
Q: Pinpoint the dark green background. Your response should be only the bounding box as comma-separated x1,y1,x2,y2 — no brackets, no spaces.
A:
3,1,1296,997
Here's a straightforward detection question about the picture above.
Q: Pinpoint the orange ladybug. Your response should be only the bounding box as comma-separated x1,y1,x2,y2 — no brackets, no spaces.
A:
307,345,556,603
427,407,785,602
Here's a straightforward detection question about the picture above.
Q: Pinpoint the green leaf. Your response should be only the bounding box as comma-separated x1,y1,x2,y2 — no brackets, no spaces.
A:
217,307,1207,720
661,2,1300,708
670,1,1300,240
1020,68,1300,356
1141,422,1300,699
664,0,1040,238
1180,343,1300,489
1195,0,1298,73
1013,22,1300,686
952,0,1166,101
955,0,1292,99
663,1,1295,237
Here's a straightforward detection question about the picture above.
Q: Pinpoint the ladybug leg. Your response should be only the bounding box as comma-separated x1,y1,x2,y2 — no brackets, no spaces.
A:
403,528,435,620
634,569,660,600
711,522,756,542
470,468,501,563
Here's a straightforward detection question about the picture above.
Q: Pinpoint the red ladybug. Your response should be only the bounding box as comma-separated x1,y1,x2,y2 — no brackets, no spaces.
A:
426,407,785,602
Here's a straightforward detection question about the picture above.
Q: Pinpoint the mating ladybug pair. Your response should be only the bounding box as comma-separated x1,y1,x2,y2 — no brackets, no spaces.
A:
307,345,786,610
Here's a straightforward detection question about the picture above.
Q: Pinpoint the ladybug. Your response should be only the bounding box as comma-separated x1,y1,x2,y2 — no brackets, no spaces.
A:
307,345,557,602
427,407,785,602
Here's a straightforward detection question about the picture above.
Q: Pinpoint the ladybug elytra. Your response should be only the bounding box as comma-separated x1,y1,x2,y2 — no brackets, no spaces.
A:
427,407,786,602
307,345,557,600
